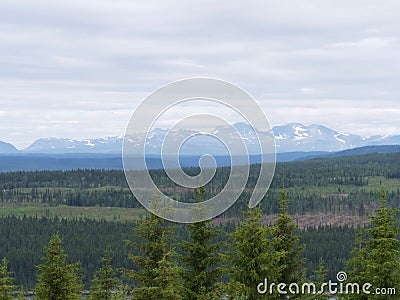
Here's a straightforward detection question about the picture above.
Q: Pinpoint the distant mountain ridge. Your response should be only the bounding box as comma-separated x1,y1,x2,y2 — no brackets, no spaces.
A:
24,136,123,154
0,141,18,153
327,145,400,157
272,123,400,152
2,123,400,154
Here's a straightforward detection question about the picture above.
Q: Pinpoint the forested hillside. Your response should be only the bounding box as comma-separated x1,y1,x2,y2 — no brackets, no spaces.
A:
0,152,399,295
0,215,357,288
1,152,400,218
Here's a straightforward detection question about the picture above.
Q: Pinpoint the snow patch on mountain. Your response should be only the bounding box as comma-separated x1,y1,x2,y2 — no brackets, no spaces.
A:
334,134,346,144
2,123,400,155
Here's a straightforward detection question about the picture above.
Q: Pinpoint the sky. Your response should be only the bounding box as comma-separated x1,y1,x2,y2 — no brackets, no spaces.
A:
1,0,399,149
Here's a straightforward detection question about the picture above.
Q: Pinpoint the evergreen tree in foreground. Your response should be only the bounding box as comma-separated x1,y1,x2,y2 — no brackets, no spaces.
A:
309,259,330,300
344,227,367,299
124,212,183,299
0,257,17,300
150,249,185,299
34,233,83,300
345,190,400,300
228,207,284,300
179,187,224,300
89,251,125,300
271,190,306,299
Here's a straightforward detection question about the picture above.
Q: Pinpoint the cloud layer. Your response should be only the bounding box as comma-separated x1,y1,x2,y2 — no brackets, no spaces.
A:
1,0,399,148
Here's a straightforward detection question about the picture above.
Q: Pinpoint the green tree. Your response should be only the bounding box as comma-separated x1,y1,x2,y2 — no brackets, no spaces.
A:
0,257,17,300
227,207,284,300
179,187,224,300
346,190,400,299
150,249,185,299
271,190,306,298
89,251,122,300
34,233,83,300
310,259,330,300
124,212,183,300
345,227,367,293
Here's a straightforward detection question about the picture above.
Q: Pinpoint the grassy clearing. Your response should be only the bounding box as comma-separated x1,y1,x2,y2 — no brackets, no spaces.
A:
1,176,398,222
12,185,130,193
365,176,400,192
0,202,144,222
284,176,400,196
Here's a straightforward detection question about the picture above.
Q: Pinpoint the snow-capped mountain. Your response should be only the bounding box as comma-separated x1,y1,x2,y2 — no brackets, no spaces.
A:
272,123,400,152
2,123,400,155
273,123,361,152
0,141,18,153
23,136,124,154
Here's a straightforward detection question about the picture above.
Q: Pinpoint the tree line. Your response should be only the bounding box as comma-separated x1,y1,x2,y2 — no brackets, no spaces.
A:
2,153,400,218
1,190,399,299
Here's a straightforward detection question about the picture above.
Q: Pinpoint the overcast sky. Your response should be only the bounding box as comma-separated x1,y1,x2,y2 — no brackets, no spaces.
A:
1,0,399,149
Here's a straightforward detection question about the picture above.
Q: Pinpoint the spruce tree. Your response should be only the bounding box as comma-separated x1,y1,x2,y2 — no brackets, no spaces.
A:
271,190,306,298
150,249,185,299
346,227,368,293
34,233,83,300
124,212,183,300
310,259,330,300
0,258,17,300
179,187,223,300
89,251,122,300
346,190,400,299
228,207,284,300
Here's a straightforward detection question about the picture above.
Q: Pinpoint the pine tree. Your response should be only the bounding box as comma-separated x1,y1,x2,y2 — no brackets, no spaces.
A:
124,212,183,300
89,251,121,300
0,258,17,300
150,249,185,299
346,190,400,299
228,207,284,300
271,190,306,298
179,187,224,300
310,259,330,300
34,233,83,300
346,227,368,293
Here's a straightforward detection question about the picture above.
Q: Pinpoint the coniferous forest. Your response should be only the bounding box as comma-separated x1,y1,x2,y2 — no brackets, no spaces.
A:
0,153,399,299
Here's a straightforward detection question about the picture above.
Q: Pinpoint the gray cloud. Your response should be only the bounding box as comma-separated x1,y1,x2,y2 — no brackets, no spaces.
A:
1,0,399,148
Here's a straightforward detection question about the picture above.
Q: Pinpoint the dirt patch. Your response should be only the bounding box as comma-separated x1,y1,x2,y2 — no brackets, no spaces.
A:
212,213,369,229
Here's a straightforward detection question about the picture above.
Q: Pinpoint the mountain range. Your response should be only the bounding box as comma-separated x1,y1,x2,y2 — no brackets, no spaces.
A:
2,123,400,155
